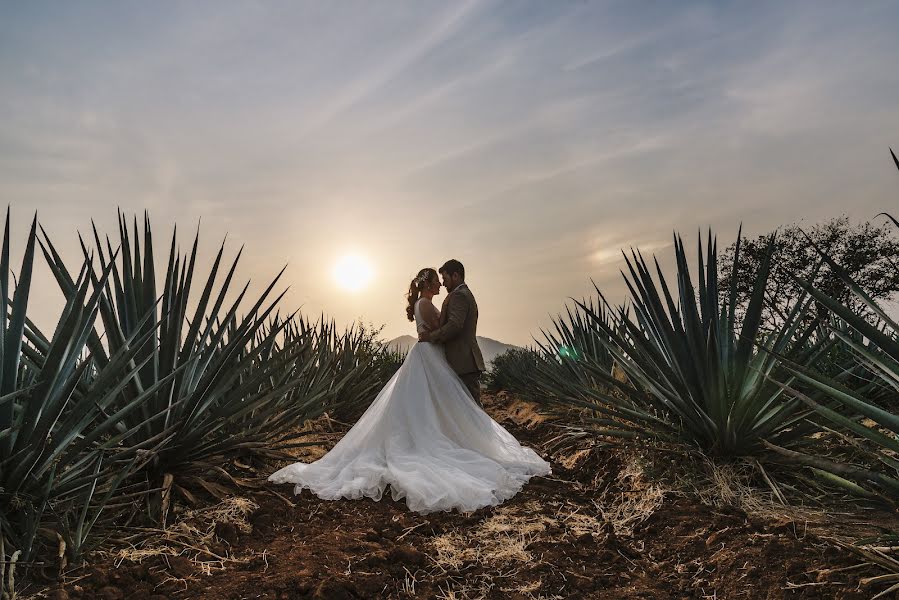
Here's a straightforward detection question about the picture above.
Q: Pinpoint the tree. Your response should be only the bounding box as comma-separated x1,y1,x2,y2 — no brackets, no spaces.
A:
719,216,899,330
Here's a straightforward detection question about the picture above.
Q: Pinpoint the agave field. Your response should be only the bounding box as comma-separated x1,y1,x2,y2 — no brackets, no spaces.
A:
0,210,403,599
483,151,899,597
3,151,899,599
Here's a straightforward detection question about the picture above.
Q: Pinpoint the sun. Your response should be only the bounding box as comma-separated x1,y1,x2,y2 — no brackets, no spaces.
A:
332,254,374,292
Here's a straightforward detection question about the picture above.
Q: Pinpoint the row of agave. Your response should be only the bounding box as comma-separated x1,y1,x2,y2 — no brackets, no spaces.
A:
491,149,899,490
495,228,897,472
0,210,401,597
492,229,825,452
488,148,899,595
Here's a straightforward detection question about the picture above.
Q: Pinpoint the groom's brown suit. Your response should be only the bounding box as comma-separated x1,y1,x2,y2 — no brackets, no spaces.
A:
430,283,486,404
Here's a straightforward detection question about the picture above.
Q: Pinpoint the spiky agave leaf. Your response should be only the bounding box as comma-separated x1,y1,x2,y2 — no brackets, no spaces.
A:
40,212,382,514
0,209,158,565
770,146,899,598
485,346,542,396
484,293,620,404
318,319,402,419
530,229,824,456
777,224,899,498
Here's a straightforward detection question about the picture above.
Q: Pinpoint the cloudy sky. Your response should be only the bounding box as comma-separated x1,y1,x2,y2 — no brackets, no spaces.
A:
2,1,899,346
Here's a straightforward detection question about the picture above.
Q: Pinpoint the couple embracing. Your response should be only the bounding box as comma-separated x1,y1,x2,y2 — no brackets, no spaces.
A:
407,259,484,405
270,260,551,515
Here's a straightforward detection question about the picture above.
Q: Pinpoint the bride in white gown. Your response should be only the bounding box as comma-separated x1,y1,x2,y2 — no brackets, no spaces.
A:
269,268,551,514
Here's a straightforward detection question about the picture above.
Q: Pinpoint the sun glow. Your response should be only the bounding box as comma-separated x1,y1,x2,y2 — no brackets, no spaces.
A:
332,254,374,292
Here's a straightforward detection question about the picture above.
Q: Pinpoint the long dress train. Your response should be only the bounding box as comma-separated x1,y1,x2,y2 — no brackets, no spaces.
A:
268,298,551,514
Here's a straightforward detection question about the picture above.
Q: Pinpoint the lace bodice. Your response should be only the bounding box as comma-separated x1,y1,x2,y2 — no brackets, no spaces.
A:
413,297,434,335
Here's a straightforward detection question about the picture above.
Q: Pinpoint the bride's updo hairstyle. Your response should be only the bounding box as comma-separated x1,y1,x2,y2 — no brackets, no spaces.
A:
406,268,438,322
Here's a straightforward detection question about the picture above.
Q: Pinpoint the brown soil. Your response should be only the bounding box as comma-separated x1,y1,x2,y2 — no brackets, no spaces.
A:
56,393,878,600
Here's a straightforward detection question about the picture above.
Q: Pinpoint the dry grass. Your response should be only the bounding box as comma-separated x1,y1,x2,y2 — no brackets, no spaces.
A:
557,447,593,470
426,450,669,600
275,412,350,462
431,501,555,570
545,426,666,538
101,496,259,574
597,456,666,537
680,456,828,526
435,575,566,600
428,499,567,599
487,394,551,429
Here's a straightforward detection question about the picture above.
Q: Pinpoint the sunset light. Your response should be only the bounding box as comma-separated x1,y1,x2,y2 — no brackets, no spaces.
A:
331,254,374,292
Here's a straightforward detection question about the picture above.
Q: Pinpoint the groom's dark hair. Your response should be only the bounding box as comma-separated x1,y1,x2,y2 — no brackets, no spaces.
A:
439,259,465,280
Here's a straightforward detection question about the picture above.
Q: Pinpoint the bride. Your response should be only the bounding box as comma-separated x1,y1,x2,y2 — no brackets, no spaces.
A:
268,268,551,514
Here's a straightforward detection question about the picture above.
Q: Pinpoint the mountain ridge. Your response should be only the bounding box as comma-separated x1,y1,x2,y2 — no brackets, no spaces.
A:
385,335,520,369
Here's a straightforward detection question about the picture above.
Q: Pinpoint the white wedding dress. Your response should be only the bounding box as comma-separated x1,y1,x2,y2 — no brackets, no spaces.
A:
269,297,552,514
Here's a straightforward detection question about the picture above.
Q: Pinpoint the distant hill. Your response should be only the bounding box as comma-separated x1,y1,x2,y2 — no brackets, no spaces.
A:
385,335,520,369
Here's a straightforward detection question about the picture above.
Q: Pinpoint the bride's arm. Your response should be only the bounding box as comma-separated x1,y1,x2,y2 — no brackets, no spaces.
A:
419,298,441,331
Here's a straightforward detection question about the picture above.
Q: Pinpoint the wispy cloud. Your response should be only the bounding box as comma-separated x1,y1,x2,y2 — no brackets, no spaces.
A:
302,0,483,132
1,1,898,345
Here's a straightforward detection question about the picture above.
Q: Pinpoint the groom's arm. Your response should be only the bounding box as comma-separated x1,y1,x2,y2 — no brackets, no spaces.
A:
419,295,450,342
429,292,469,343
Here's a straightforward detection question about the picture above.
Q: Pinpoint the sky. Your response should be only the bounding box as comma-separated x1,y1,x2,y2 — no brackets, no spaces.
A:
2,1,899,347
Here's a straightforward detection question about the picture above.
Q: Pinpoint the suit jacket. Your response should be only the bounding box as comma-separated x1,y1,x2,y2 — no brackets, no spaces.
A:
431,283,486,375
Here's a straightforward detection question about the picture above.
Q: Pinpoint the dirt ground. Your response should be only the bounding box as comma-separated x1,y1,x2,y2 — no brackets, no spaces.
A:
53,393,884,600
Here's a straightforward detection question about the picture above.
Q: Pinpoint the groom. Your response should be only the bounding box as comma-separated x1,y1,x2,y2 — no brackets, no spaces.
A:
418,259,486,405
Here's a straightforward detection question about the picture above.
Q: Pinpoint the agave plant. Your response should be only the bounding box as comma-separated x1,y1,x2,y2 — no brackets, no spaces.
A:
485,347,542,396
484,297,618,405
538,297,617,385
761,147,899,497
217,314,355,458
756,149,899,599
281,318,403,420
536,229,826,456
38,212,344,516
767,232,899,498
0,209,170,592
318,320,404,420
